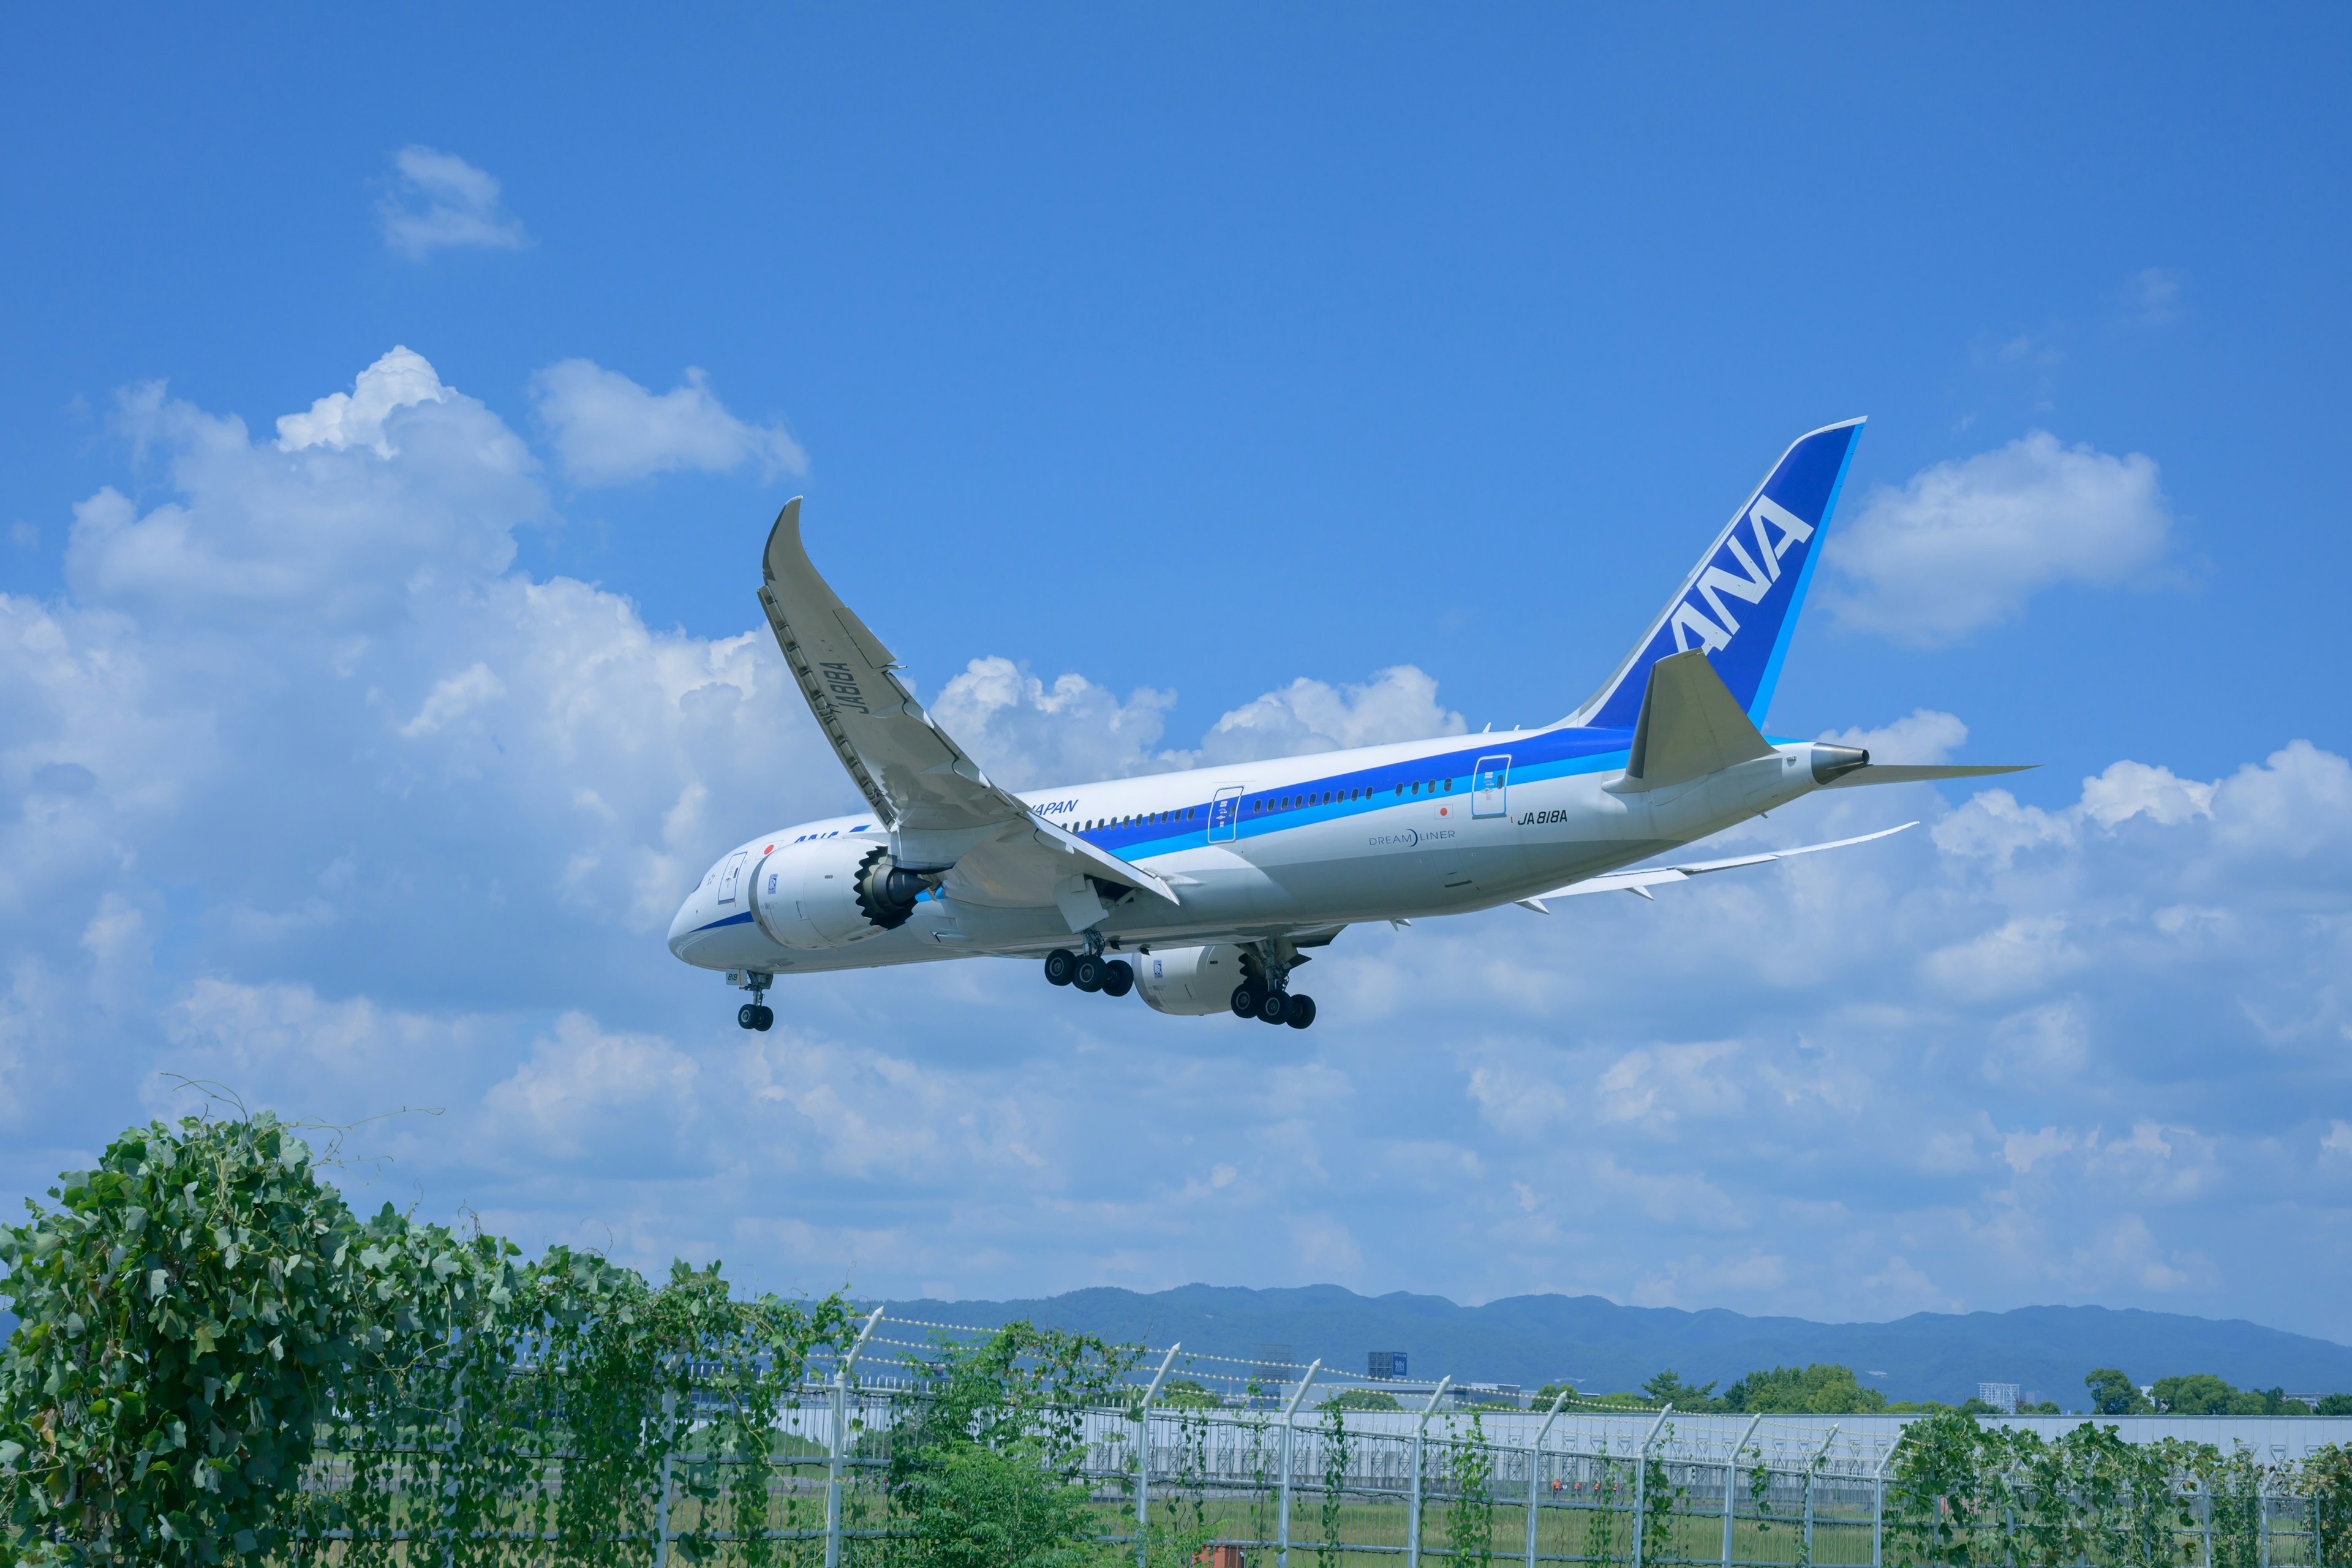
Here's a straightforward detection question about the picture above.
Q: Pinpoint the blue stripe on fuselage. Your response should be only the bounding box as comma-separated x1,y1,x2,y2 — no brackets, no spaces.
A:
1050,725,1643,860
692,910,756,933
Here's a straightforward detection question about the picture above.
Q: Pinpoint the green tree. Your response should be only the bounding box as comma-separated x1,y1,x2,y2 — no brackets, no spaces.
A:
889,1321,1139,1568
0,1112,390,1563
1325,1389,1403,1412
2318,1394,2352,1415
1720,1363,1888,1414
1158,1376,1223,1409
897,1440,1108,1568
2,1109,858,1568
1642,1369,1721,1410
2150,1374,2269,1414
2084,1368,2152,1414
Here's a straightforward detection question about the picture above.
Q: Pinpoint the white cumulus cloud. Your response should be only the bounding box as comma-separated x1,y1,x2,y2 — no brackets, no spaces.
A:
530,360,807,486
1828,431,2174,645
6,348,2352,1334
378,146,527,258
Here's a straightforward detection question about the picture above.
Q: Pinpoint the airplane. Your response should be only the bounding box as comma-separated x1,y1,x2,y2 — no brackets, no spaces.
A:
667,418,2027,1030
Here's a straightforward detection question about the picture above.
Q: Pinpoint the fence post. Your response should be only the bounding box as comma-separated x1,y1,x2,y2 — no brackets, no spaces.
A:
826,1306,885,1568
1803,1427,1839,1567
652,1385,677,1568
440,1351,464,1568
1634,1406,1673,1568
2203,1482,2214,1568
1726,1414,1764,1568
1136,1344,1182,1568
1871,1427,1908,1568
2262,1478,2273,1568
1529,1389,1570,1568
1278,1360,1322,1568
1409,1376,1456,1568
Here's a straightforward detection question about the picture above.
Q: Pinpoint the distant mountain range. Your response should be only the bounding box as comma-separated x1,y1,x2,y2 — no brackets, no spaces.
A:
10,1290,2345,1408
865,1285,2352,1406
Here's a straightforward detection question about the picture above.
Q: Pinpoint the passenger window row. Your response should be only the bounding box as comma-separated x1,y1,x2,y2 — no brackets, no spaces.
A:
1079,806,1197,833
1079,771,1453,833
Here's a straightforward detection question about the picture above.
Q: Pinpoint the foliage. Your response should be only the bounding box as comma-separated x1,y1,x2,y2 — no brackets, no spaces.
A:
2086,1368,2154,1415
897,1439,1106,1568
1317,1396,1352,1568
1640,1370,1718,1409
1530,1381,1651,1411
1444,1409,1494,1568
0,1110,855,1568
1721,1363,1889,1415
1155,1378,1221,1410
2311,1443,2352,1567
888,1321,1137,1568
0,1114,381,1564
1323,1389,1401,1412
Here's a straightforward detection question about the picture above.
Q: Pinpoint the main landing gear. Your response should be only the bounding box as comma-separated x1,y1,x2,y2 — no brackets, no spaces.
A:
1231,939,1316,1028
729,969,775,1031
1043,946,1133,998
1231,981,1316,1029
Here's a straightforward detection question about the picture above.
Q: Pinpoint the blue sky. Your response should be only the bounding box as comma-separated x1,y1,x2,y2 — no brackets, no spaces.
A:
4,9,2350,1340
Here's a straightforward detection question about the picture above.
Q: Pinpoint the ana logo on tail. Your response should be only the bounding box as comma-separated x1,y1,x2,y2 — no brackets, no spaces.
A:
1668,496,1815,655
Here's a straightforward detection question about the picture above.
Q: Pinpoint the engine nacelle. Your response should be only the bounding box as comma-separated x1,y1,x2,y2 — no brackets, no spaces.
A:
748,839,930,950
1133,944,1244,1016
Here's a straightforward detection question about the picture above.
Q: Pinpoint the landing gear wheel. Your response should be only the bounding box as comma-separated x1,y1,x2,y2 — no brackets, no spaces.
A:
1257,989,1291,1026
1284,995,1316,1029
1072,953,1107,993
1101,959,1135,998
739,1003,774,1031
1043,949,1077,987
1231,982,1264,1019
753,1005,774,1031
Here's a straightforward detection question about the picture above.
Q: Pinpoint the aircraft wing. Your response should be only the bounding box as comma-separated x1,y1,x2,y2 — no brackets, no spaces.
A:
1515,823,1915,911
756,499,1175,911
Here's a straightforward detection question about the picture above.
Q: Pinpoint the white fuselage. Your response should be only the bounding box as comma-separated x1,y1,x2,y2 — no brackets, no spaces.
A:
666,724,1839,979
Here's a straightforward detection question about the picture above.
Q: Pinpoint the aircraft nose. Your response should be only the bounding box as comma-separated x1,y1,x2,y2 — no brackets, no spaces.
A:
666,894,698,959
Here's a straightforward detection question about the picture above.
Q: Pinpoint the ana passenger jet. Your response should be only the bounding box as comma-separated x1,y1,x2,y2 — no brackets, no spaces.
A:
668,420,2026,1030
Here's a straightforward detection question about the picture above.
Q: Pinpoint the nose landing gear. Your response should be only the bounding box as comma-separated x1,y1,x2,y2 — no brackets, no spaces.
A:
728,969,775,1031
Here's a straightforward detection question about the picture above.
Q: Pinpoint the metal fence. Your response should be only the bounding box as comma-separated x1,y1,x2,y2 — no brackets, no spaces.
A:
277,1311,2351,1566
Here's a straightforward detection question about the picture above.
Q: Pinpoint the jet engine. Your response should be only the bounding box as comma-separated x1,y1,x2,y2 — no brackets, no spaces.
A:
748,839,932,950
1132,945,1245,1016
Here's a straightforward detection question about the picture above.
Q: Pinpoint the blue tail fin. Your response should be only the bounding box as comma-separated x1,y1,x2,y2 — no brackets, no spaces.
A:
1569,418,1865,731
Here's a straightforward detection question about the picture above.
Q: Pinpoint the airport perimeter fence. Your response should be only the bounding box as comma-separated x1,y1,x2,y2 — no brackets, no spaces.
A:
243,1311,2352,1568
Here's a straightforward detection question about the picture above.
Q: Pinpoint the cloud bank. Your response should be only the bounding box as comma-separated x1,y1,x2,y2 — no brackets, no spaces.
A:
1828,432,2175,646
4,353,2348,1338
530,360,807,486
377,146,528,258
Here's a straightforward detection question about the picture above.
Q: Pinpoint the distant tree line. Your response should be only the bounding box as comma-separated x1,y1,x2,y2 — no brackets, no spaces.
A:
1526,1363,2352,1416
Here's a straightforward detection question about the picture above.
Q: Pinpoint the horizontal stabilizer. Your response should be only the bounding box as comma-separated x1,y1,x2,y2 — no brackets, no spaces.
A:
1823,763,2035,790
1516,823,1916,911
1615,650,1775,792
